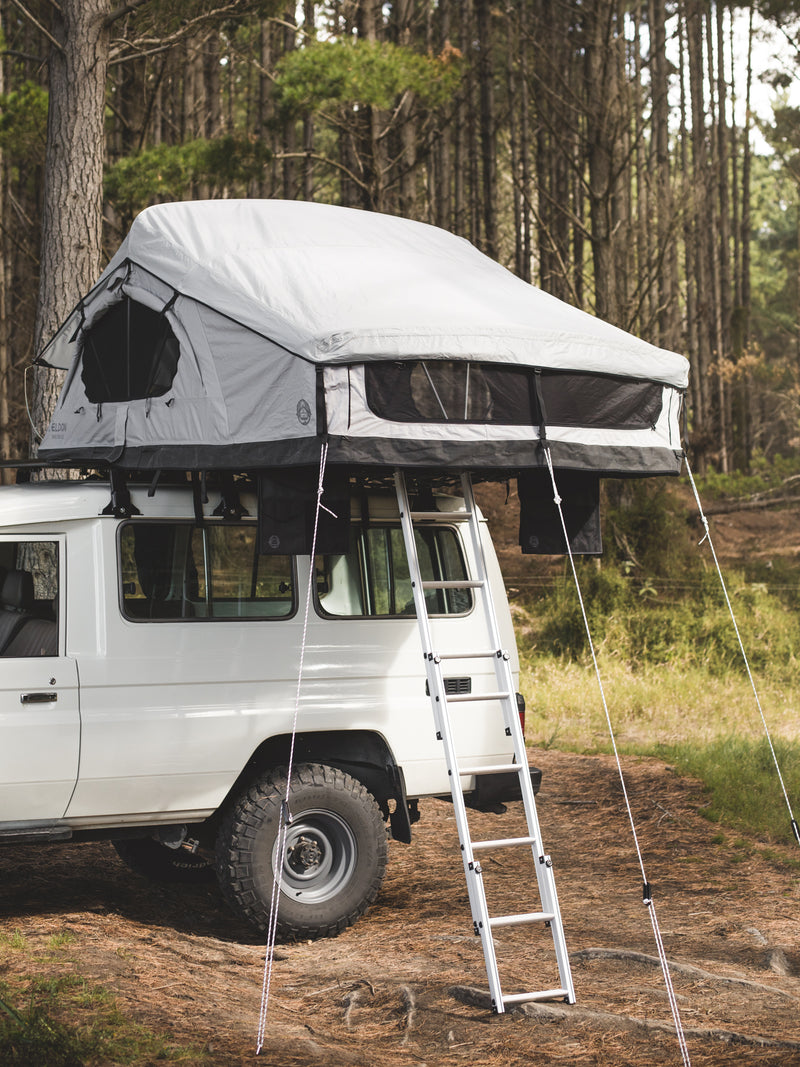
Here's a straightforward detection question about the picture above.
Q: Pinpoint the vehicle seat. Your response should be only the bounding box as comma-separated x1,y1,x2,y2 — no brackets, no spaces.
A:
0,570,35,654
2,617,58,657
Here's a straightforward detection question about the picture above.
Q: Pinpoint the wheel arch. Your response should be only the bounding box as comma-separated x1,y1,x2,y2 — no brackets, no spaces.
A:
223,730,413,843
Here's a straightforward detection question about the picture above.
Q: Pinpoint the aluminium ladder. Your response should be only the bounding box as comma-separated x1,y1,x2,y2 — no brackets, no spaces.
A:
395,469,575,1013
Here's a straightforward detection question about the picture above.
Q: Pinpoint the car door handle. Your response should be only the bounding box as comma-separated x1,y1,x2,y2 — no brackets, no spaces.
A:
20,692,58,704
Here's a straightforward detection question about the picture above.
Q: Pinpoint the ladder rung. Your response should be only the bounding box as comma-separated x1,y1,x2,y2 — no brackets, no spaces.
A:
422,579,484,590
409,510,471,522
489,911,555,929
459,762,520,776
472,835,537,851
435,649,502,660
501,989,571,1006
448,690,510,703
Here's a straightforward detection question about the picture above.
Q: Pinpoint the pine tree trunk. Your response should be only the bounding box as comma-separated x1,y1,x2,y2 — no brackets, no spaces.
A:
685,0,713,465
282,5,298,200
505,1,522,277
740,7,754,465
518,0,532,283
32,0,111,454
303,0,315,201
0,5,10,477
396,0,418,219
474,0,497,258
650,0,679,350
584,0,625,325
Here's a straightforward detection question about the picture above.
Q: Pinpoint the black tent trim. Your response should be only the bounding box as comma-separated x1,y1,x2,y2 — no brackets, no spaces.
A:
35,435,683,476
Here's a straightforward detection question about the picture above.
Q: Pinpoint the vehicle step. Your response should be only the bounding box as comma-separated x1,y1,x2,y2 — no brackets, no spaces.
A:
447,690,510,703
458,762,520,776
471,835,537,851
489,911,556,928
421,579,484,590
408,510,471,522
434,649,503,660
501,989,572,1006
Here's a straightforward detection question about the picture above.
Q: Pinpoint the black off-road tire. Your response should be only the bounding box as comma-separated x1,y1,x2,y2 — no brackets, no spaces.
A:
112,838,215,884
215,763,388,940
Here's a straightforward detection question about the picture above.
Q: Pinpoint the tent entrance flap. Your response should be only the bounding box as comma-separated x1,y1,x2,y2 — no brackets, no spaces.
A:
81,296,180,404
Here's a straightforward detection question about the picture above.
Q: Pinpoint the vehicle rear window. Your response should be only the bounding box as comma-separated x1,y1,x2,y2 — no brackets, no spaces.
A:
315,525,471,618
119,522,294,621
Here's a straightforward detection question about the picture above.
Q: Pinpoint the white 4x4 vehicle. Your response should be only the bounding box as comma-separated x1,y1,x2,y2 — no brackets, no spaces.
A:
0,476,530,939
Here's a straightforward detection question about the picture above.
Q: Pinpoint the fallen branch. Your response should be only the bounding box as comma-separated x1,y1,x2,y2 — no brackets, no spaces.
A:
701,493,800,516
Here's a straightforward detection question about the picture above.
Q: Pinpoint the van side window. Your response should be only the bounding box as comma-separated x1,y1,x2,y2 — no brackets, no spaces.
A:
119,522,294,621
0,541,59,657
316,525,471,618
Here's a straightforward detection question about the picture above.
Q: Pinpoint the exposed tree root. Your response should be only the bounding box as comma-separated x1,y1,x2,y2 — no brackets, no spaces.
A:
449,985,800,1050
571,947,799,1001
399,984,416,1045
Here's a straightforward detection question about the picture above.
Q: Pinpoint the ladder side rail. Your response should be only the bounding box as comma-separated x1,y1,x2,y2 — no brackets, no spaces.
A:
394,469,506,1009
459,473,575,1004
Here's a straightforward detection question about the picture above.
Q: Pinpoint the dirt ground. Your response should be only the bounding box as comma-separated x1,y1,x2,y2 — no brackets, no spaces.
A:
2,749,800,1066
2,494,800,1066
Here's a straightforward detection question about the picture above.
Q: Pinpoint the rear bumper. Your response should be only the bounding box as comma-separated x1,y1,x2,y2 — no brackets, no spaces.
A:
465,765,542,813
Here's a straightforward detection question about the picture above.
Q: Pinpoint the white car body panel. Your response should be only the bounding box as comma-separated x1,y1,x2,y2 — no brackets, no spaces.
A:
0,481,519,832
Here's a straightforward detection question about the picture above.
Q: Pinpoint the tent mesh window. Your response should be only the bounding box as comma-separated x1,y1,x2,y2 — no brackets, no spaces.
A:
80,297,180,404
365,361,534,424
364,361,663,429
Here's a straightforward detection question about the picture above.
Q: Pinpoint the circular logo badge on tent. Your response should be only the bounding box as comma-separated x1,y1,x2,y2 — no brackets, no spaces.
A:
296,399,312,426
268,534,281,550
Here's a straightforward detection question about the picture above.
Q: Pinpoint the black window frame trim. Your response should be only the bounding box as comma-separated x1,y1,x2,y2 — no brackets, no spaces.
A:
116,518,299,624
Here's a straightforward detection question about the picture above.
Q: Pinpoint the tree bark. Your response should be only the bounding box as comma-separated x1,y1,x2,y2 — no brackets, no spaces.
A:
0,4,11,478
685,0,713,466
583,0,627,325
32,0,112,453
650,0,679,350
474,0,497,258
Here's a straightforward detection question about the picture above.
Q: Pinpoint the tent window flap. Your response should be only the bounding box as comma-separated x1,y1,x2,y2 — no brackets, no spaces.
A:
80,297,180,404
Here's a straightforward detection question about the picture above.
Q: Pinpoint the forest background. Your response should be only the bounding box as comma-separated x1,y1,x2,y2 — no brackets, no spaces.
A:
1,0,800,837
1,0,800,471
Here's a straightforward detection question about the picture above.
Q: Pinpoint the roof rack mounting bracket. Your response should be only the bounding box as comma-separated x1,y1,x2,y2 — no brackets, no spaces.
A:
102,469,140,518
212,472,249,520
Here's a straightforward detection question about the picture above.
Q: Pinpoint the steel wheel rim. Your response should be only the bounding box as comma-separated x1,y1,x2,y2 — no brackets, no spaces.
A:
276,809,357,904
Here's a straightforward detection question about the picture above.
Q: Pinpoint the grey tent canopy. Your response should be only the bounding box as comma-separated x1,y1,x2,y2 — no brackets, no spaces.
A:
37,199,689,476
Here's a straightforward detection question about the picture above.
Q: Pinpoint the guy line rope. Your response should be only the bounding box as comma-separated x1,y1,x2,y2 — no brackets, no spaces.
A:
684,458,800,848
257,441,332,1055
543,445,692,1067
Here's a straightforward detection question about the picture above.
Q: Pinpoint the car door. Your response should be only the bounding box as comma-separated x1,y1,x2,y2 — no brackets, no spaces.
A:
0,535,80,823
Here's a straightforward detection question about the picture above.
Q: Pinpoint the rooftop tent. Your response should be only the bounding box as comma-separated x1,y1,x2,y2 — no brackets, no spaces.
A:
37,199,689,475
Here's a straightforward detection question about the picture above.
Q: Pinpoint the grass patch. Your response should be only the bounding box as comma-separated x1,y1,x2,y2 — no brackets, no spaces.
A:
654,736,800,847
0,975,205,1066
